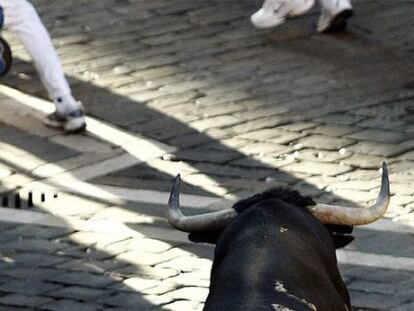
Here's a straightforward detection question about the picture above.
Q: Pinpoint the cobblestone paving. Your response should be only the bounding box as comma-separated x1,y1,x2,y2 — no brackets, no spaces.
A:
0,0,413,310
0,219,209,311
12,0,413,211
0,207,412,311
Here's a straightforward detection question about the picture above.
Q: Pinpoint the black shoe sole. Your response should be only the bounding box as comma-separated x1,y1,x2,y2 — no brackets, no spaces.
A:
323,9,353,33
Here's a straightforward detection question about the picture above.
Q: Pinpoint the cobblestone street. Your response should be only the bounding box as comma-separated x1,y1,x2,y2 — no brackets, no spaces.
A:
0,0,413,310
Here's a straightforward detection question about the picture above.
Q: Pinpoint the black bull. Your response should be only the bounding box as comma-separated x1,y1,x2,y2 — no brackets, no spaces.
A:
167,164,390,311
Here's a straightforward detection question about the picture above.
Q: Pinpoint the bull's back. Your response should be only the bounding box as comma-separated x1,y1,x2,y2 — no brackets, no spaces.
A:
204,200,350,311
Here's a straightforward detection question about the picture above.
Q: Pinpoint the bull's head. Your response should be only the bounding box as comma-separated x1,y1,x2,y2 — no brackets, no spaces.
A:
167,163,390,234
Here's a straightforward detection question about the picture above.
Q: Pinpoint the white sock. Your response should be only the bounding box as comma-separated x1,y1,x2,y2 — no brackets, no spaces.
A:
53,94,81,115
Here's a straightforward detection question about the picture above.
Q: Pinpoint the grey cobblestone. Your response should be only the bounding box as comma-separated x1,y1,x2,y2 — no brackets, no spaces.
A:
283,161,352,177
0,293,53,308
116,250,181,267
348,280,414,297
156,256,211,273
164,286,209,303
163,300,203,311
294,135,356,151
105,238,173,254
46,286,109,301
165,271,210,289
314,112,368,126
8,253,69,268
186,163,275,180
346,129,409,144
0,267,60,281
166,148,242,164
47,272,119,288
347,140,414,158
0,239,69,254
109,277,160,293
306,124,360,137
349,290,408,311
340,154,395,170
189,115,243,132
56,258,126,274
113,265,179,281
239,142,292,157
40,299,102,311
129,117,197,140
239,128,305,144
294,149,351,163
0,279,62,296
97,292,172,309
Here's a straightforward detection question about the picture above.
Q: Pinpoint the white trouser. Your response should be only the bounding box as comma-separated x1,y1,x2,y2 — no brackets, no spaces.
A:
0,0,78,113
318,0,352,13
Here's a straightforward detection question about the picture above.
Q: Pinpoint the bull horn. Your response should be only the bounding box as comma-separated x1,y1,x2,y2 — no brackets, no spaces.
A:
168,174,238,232
310,162,390,225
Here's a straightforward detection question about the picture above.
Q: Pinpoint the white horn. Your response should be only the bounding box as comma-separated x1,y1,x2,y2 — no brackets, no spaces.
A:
167,175,237,232
310,162,390,225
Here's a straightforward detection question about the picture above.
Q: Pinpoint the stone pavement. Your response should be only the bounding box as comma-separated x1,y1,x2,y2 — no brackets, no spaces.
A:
0,0,412,309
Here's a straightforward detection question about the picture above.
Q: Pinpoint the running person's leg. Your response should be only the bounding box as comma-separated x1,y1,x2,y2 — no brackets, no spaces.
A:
0,0,86,132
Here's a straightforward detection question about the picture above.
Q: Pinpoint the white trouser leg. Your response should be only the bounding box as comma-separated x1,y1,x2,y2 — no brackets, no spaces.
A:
0,0,79,113
318,0,334,11
318,0,352,13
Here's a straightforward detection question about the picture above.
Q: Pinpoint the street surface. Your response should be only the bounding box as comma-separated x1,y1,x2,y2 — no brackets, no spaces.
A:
0,0,413,309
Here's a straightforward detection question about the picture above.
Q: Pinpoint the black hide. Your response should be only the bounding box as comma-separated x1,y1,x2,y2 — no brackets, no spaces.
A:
190,188,352,311
189,188,354,248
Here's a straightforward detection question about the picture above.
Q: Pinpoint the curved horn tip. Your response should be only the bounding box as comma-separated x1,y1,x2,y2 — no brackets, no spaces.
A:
380,162,390,190
168,174,181,206
381,162,388,175
172,174,181,190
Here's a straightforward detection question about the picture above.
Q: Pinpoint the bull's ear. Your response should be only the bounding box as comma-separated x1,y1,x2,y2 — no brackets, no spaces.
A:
325,224,353,234
188,231,221,244
332,234,354,248
325,224,354,248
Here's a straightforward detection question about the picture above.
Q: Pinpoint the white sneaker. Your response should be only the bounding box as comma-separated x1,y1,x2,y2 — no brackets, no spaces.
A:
317,0,353,33
251,0,315,29
43,108,87,134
